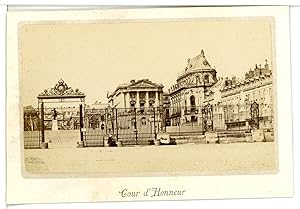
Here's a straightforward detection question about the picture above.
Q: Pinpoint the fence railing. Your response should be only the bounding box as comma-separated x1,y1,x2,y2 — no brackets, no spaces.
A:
23,103,274,148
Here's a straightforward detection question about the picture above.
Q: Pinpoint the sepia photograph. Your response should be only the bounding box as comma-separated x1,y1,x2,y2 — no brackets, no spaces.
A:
5,6,293,204
20,17,276,176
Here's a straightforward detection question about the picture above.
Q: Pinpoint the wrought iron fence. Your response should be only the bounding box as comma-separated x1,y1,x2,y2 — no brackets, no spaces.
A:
24,131,41,149
167,103,273,131
82,102,273,147
23,103,84,149
83,106,161,146
23,102,274,148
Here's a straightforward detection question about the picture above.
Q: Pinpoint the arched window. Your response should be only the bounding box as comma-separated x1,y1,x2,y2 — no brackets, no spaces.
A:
190,95,196,112
204,74,209,83
196,75,201,85
190,95,196,106
141,117,146,125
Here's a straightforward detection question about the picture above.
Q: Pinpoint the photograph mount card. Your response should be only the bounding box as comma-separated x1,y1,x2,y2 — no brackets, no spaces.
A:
6,6,293,204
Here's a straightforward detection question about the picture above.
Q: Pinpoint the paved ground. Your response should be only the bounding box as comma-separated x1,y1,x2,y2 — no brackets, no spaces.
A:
24,142,276,176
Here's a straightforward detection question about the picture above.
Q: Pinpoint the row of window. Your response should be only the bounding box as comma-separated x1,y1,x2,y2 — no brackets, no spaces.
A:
222,87,272,104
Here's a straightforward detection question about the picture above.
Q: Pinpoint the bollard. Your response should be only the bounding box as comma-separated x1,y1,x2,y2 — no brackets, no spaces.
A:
154,140,160,146
116,141,123,147
40,142,48,149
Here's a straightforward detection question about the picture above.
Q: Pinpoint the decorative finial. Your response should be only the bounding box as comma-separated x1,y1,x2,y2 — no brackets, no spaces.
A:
58,78,64,84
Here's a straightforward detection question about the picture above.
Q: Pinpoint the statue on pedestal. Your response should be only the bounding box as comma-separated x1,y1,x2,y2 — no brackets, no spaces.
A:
51,108,58,131
52,108,57,120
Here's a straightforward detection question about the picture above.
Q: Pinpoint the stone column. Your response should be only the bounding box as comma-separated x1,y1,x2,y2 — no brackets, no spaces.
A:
29,115,34,131
126,92,130,109
145,91,149,108
155,91,159,107
136,91,140,108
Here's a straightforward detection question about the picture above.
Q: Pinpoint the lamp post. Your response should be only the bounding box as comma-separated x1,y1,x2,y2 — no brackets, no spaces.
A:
148,118,153,140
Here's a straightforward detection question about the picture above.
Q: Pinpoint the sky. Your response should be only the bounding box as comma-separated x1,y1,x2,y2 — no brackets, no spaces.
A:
21,18,273,106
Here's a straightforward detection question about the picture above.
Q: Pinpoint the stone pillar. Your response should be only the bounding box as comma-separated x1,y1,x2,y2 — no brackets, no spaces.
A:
187,94,190,107
246,121,249,131
155,91,159,107
52,120,58,131
126,92,130,109
145,91,149,108
136,91,140,108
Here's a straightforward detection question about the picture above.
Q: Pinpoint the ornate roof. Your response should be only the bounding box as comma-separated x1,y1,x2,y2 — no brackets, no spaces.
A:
177,50,216,81
38,79,85,99
186,50,214,71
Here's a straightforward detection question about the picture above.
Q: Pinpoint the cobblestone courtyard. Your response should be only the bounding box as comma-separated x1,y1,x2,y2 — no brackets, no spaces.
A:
24,142,276,176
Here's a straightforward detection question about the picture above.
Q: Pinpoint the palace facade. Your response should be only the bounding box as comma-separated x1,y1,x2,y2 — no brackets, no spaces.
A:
204,60,273,131
106,79,164,135
24,53,273,136
107,79,164,109
168,50,218,126
166,50,273,133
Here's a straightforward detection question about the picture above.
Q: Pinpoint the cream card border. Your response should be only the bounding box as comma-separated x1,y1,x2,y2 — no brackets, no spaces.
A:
6,6,293,204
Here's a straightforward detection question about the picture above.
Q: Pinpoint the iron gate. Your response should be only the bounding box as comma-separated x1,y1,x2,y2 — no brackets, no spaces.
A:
83,107,161,146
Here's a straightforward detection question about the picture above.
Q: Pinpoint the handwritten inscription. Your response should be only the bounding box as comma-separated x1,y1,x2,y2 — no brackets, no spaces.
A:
118,187,186,198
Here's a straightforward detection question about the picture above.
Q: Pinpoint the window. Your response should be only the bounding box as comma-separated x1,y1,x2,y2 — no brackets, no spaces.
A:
196,75,201,85
190,96,196,112
131,118,136,129
100,115,105,122
141,117,146,125
191,116,197,123
140,102,145,114
166,109,170,117
204,75,209,83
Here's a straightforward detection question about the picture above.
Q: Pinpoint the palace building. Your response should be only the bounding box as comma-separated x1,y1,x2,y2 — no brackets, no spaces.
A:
201,60,273,131
24,52,274,148
107,79,164,109
168,50,218,126
106,79,164,139
166,50,273,134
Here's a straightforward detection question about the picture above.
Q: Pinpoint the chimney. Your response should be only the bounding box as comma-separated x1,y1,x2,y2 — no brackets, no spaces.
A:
130,79,135,84
265,59,269,70
232,76,236,84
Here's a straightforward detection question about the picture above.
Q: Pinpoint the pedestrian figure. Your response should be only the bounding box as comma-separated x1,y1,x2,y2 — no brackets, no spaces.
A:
108,134,116,147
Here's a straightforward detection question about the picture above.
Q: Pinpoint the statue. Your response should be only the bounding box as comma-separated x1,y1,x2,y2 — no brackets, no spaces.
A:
52,108,58,120
51,108,59,131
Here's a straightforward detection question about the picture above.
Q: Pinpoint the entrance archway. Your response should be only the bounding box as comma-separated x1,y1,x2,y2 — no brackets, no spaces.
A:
37,79,86,148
